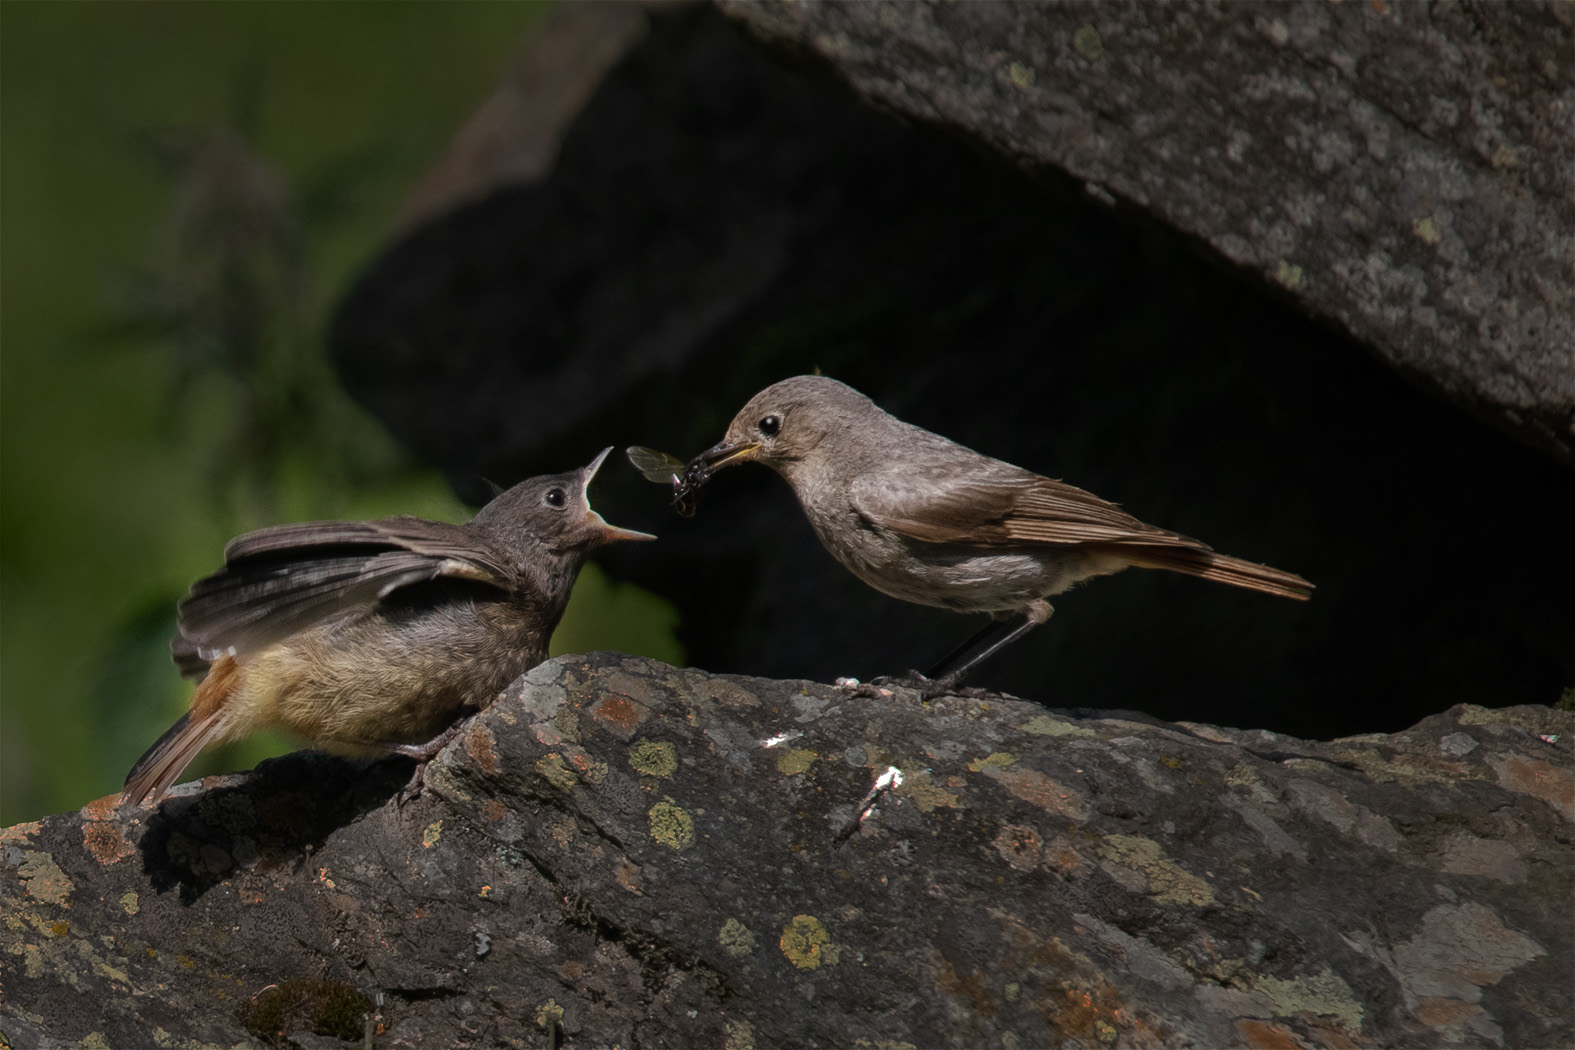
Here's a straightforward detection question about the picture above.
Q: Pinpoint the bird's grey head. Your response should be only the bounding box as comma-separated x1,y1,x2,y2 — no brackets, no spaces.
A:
471,447,655,561
699,375,876,478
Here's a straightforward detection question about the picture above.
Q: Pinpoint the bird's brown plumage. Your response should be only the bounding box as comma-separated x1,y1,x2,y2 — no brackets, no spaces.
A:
123,448,654,806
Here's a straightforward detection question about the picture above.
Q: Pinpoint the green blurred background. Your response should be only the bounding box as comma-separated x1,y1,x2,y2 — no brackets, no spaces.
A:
1,2,680,826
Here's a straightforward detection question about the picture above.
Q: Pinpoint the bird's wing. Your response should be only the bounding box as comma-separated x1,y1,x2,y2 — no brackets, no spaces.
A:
849,467,1199,549
849,467,1312,599
176,516,512,669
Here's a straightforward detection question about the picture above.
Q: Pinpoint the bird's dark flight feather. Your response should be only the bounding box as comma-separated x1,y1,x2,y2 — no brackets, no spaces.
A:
176,517,516,668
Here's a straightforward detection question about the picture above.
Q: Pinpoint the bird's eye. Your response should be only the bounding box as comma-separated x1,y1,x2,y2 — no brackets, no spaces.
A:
544,487,567,508
758,414,781,438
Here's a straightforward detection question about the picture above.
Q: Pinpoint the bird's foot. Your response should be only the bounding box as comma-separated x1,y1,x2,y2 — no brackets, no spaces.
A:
837,670,978,700
835,676,895,699
397,762,429,805
386,718,472,804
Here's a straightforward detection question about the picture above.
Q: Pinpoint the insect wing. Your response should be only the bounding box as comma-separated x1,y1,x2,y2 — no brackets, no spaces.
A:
626,446,686,484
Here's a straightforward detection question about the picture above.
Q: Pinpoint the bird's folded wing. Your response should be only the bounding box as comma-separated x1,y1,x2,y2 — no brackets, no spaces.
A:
176,517,511,668
850,471,1204,549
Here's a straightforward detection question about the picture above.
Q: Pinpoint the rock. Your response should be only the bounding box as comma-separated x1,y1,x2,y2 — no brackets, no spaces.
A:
327,3,1574,742
720,0,1575,465
3,653,1571,1047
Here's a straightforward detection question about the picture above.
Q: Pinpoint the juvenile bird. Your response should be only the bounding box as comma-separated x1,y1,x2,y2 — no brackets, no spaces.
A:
122,447,653,806
689,376,1311,685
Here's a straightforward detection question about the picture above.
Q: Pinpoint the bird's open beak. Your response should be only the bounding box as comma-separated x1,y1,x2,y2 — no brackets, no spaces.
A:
581,447,658,545
581,446,616,482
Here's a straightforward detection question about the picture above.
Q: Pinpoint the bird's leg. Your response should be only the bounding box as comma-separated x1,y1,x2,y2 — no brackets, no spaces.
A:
925,618,1020,679
924,602,1053,691
385,715,474,800
841,603,1052,700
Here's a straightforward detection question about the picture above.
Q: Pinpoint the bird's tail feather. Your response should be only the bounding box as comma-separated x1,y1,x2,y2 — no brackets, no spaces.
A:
121,711,229,806
1116,546,1313,600
122,656,242,806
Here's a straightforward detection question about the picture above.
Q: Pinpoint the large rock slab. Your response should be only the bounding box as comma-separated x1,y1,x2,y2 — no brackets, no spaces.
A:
721,0,1575,464
4,654,1570,1047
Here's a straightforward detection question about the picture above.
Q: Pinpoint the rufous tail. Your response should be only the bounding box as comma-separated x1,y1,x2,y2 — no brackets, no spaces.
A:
1117,547,1313,600
121,656,241,806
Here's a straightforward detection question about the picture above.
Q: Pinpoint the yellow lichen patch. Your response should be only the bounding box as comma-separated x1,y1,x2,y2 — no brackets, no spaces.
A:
549,813,578,851
1225,764,1261,788
1007,61,1036,89
535,753,579,792
18,940,45,979
11,911,133,989
1275,260,1304,289
724,1018,755,1050
566,749,607,785
719,917,757,956
1097,835,1216,907
629,740,678,778
980,765,1089,822
422,821,442,850
1252,968,1364,1032
777,748,818,776
1017,715,1093,738
550,702,583,744
969,752,1017,772
1073,23,1105,61
535,998,565,1031
1412,216,1441,246
648,799,695,851
0,820,43,845
120,892,140,915
780,914,839,970
15,851,72,906
895,771,961,813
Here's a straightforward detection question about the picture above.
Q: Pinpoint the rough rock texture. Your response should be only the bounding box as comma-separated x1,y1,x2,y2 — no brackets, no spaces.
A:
327,2,1573,742
721,0,1575,464
4,653,1572,1048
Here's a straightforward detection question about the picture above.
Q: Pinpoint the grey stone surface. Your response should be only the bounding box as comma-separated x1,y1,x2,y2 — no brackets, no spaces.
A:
4,653,1571,1047
720,0,1575,464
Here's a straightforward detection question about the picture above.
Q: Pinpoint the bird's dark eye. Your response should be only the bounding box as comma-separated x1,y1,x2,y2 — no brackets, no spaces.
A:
758,414,781,438
544,487,567,508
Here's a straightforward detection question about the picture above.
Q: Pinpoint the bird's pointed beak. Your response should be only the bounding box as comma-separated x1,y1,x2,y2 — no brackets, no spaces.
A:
587,515,657,545
580,447,657,545
692,438,761,474
580,446,616,482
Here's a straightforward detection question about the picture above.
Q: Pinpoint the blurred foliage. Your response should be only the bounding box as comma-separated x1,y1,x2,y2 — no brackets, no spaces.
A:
1,2,681,826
